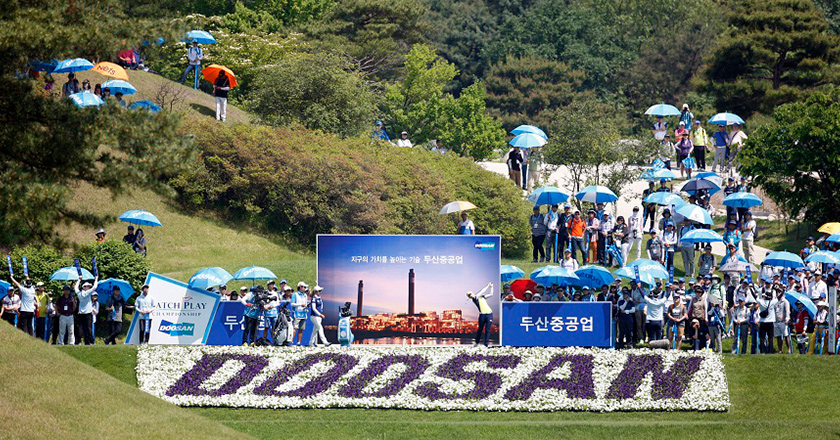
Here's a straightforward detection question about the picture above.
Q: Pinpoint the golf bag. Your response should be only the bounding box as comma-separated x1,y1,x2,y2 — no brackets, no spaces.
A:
608,241,623,267
272,307,294,346
338,302,354,347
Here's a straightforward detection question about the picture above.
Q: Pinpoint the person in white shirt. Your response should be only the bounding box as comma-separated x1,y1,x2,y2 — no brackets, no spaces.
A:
74,275,99,345
560,249,579,271
544,204,560,263
135,285,155,344
652,116,668,141
458,212,475,235
756,288,779,353
728,123,748,173
809,271,827,301
643,289,667,341
627,206,644,260
661,222,678,272
180,41,204,89
741,212,757,264
773,288,791,354
9,274,36,336
396,131,413,148
598,213,614,265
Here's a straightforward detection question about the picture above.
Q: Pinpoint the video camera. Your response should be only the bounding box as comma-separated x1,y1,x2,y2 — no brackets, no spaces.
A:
251,286,272,310
339,301,353,318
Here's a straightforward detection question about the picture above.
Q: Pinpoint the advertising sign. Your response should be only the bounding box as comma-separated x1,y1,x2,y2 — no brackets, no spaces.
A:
317,235,501,345
125,272,221,345
501,302,613,347
205,302,313,345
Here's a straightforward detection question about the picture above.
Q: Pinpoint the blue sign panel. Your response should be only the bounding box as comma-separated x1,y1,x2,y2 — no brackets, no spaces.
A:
206,302,312,345
501,302,613,347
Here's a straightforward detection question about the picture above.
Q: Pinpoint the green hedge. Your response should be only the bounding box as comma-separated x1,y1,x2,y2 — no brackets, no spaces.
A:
171,121,531,257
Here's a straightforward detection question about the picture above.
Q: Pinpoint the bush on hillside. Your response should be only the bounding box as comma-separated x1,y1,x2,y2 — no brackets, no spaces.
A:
170,121,530,257
7,245,68,289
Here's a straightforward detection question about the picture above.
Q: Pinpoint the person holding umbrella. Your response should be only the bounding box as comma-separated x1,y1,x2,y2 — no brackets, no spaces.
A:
458,212,475,235
711,125,730,174
133,228,147,256
213,69,230,122
104,286,133,345
180,41,204,89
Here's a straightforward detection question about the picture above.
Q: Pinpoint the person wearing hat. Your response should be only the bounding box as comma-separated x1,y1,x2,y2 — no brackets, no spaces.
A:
660,134,675,171
239,285,264,346
506,146,523,187
616,288,636,349
612,215,631,267
658,208,673,234
691,120,709,170
104,285,133,345
458,211,475,236
1,285,21,329
558,204,573,259
674,120,688,141
707,294,726,353
686,282,711,351
773,286,791,354
72,274,99,345
567,210,585,263
675,129,693,179
90,292,101,339
95,228,106,242
755,284,779,354
585,209,600,264
737,210,756,263
560,248,578,272
652,115,668,141
529,205,547,263
55,285,76,345
628,206,644,260
262,281,281,341
722,220,742,252
291,282,310,345
371,120,390,142
646,229,663,264
467,282,494,347
9,273,37,336
218,284,230,302
809,271,827,302
711,124,730,173
812,301,830,354
791,301,811,354
308,285,330,347
642,287,667,342
396,131,413,148
678,219,696,278
123,225,136,246
544,204,560,263
666,293,687,350
698,244,716,279
662,221,678,272
34,282,52,340
598,212,613,265
679,103,693,129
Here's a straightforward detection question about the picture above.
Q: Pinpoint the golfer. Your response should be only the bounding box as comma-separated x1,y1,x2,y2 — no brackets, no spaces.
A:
467,282,493,347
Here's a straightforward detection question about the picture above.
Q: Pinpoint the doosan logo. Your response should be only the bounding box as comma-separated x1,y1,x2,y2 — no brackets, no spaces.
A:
474,241,496,250
158,321,195,336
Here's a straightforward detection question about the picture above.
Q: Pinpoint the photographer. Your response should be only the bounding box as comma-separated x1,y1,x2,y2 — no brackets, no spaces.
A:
262,281,280,342
239,285,265,347
756,286,779,353
642,288,666,342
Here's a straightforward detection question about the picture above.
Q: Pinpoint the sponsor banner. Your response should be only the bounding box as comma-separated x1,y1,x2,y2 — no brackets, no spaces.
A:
316,235,502,345
138,345,730,412
501,302,613,347
125,273,220,345
206,302,312,345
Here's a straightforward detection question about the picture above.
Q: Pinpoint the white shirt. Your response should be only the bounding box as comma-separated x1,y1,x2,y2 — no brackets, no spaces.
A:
544,211,559,231
757,296,778,323
560,257,579,271
662,229,678,250
628,213,642,239
135,294,154,320
742,219,756,240
396,138,413,148
731,130,748,147
644,295,666,321
809,279,827,300
599,218,614,234
18,285,36,313
74,280,98,314
187,46,203,65
653,122,667,140
458,220,475,235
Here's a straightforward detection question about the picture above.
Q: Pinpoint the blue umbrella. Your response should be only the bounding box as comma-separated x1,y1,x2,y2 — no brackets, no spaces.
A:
511,125,548,140
30,59,58,73
128,100,162,113
529,266,553,280
644,103,681,117
614,266,656,286
119,210,162,227
532,266,580,286
53,58,94,73
679,229,724,243
574,265,615,289
695,171,720,179
189,267,234,289
50,266,95,281
233,266,277,281
708,112,745,126
0,280,9,298
102,79,137,95
96,278,134,301
826,234,840,243
786,292,817,318
501,265,525,283
142,37,166,46
185,30,216,44
626,258,669,279
69,91,105,108
763,251,805,269
679,178,721,193
675,205,714,225
722,192,763,209
527,186,570,205
575,185,618,204
805,251,840,265
643,192,687,207
509,133,547,149
640,168,677,181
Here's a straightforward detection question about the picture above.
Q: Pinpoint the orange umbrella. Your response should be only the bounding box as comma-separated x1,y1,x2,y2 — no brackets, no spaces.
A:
92,61,129,80
201,64,238,87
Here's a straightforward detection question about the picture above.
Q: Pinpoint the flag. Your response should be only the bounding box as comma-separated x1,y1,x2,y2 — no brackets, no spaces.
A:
22,256,28,276
74,258,82,277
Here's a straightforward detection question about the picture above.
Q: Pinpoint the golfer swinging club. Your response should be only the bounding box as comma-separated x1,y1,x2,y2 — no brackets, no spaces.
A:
466,282,493,347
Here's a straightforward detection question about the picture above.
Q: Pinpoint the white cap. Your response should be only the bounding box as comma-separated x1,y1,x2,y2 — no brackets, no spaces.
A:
82,282,92,288
313,285,323,292
36,281,45,287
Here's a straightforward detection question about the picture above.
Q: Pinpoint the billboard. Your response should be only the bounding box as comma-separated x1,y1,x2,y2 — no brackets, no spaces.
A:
501,302,613,347
205,302,313,345
317,235,501,345
125,273,220,345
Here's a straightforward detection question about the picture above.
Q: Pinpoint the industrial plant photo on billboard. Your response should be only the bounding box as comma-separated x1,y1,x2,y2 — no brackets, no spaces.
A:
317,235,502,346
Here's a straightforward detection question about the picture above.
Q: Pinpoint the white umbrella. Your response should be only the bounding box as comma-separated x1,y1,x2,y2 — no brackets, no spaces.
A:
438,201,477,215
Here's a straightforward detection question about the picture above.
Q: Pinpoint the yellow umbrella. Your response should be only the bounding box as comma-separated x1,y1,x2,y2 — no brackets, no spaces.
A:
92,62,129,80
439,201,477,215
818,222,840,234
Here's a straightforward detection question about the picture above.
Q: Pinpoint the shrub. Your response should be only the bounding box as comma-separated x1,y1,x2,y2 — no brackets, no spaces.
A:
76,240,152,298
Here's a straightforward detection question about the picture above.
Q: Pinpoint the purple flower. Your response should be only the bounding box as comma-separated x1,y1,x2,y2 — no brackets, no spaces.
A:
338,355,430,398
166,353,268,397
415,353,521,400
253,353,357,398
504,354,595,400
606,355,704,400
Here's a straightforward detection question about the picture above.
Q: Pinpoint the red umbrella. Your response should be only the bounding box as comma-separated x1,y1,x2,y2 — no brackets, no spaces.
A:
201,64,238,87
509,279,537,300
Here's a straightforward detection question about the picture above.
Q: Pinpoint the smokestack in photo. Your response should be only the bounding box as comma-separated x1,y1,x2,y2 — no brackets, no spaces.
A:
357,280,364,316
408,268,415,315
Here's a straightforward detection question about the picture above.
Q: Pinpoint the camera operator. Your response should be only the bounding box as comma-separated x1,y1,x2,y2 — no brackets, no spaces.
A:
239,285,265,347
756,286,779,353
262,281,280,342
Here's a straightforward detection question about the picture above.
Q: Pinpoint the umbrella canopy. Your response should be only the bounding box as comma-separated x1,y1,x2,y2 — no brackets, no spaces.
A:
50,266,94,281
189,267,234,289
695,171,720,179
30,59,57,73
614,266,656,286
532,266,580,286
722,192,763,209
575,185,618,204
805,251,840,265
818,222,840,235
202,64,238,87
575,265,615,289
529,266,553,280
826,234,840,243
128,100,162,113
527,186,570,205
679,229,724,243
675,205,714,225
438,201,477,215
92,62,129,80
69,91,105,108
510,125,548,140
643,192,687,207
679,178,721,193
119,210,162,227
640,168,677,181
509,279,537,300
509,133,547,149
501,265,525,283
102,79,137,95
53,58,94,73
786,292,817,318
233,266,277,281
763,251,805,269
0,280,9,298
626,258,669,279
185,30,216,44
96,278,134,301
644,103,681,117
719,258,757,273
707,112,745,126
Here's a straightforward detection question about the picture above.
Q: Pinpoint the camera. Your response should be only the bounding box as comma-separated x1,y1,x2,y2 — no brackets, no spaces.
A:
339,301,353,318
251,287,272,310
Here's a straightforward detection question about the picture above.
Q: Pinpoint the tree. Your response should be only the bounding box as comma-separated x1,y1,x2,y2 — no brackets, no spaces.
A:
431,82,507,160
701,0,840,117
738,88,840,226
248,52,377,137
0,0,194,248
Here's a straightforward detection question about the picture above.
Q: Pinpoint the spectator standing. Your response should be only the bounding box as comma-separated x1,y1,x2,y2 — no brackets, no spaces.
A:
662,222,678,272
723,220,741,250
729,124,748,173
543,204,560,262
675,133,693,179
646,230,664,264
627,206,643,260
568,211,586,263
291,282,309,345
792,301,811,354
679,104,693,129
180,41,203,89
678,220,696,278
73,276,99,345
1,288,20,327
688,287,709,351
55,285,75,344
616,290,636,349
262,281,280,340
506,147,524,188
667,295,687,349
135,285,154,344
659,135,675,170
239,286,263,346
730,296,749,353
560,249,579,271
520,148,529,190
698,245,716,278
774,287,791,354
741,211,757,264
642,182,657,231
10,275,36,336
652,116,668,141
711,125,730,173
643,290,666,341
557,204,573,261
674,121,688,142
396,132,413,148
308,286,330,347
612,216,631,267
133,228,147,256
61,73,79,97
599,213,614,265
585,210,600,264
95,228,106,242
213,70,230,122
808,271,827,302
103,286,132,345
708,298,726,352
756,289,779,353
371,121,391,142
458,212,475,235
735,177,751,222
530,206,547,263
748,298,760,354
114,92,127,107
34,283,51,340
691,121,709,170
